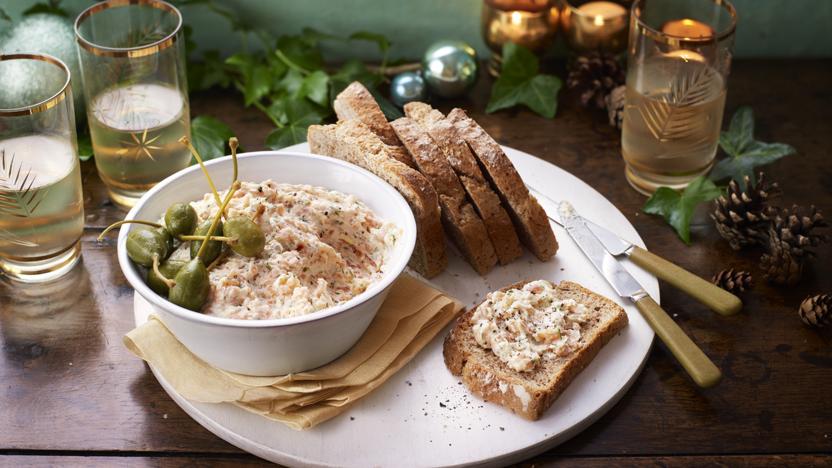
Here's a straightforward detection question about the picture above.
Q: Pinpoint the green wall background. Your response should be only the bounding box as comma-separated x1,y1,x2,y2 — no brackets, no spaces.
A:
3,0,831,59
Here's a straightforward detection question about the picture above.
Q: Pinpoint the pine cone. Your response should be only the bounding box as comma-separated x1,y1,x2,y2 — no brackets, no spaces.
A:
711,173,780,250
711,269,753,294
798,294,831,328
567,52,625,109
760,205,828,285
605,85,625,129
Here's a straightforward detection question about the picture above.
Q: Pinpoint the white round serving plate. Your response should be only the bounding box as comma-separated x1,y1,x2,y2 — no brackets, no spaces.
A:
133,143,658,467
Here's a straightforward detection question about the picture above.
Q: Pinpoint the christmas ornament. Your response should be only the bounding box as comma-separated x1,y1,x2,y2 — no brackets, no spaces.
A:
798,294,831,328
422,40,478,99
760,205,828,285
712,173,780,250
390,71,428,107
605,84,625,129
711,269,753,294
566,51,625,109
0,14,84,119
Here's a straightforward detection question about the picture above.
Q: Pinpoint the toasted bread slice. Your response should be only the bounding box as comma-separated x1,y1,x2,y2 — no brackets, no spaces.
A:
446,109,558,261
404,102,523,265
444,280,628,420
333,82,415,168
307,120,447,278
390,117,498,275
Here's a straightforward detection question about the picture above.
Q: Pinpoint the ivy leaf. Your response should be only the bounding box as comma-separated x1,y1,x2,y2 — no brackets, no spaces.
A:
189,50,232,91
642,176,723,244
226,53,271,105
22,0,68,17
77,133,93,162
265,98,329,149
330,60,383,94
710,106,796,189
297,70,330,107
276,35,324,73
486,42,562,119
190,116,235,163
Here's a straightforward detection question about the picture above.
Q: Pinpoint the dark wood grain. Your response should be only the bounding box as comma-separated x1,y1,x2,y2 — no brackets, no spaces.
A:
1,60,830,465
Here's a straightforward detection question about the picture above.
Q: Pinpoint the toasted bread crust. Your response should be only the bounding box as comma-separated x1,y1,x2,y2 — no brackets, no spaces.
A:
391,117,497,275
307,121,447,278
405,102,523,265
443,280,628,420
446,109,558,261
333,81,407,148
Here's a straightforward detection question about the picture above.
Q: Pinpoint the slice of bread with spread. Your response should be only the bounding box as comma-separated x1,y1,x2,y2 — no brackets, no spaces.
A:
390,117,498,275
307,120,447,278
446,109,558,261
404,102,523,265
444,280,628,420
332,82,415,169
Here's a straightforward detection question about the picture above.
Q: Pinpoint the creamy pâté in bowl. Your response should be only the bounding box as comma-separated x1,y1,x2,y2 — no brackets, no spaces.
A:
170,180,401,320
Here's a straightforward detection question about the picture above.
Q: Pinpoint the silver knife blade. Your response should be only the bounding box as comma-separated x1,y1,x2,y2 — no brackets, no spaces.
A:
558,201,648,302
528,184,634,256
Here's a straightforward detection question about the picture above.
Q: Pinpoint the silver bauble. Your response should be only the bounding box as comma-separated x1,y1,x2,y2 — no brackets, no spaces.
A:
422,40,478,99
390,71,428,107
0,14,84,120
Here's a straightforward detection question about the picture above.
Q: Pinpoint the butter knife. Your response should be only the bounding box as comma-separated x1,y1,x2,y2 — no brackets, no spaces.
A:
529,185,741,316
559,201,722,388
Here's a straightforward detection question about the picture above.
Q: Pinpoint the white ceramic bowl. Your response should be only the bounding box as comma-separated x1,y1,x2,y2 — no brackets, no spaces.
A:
117,151,417,376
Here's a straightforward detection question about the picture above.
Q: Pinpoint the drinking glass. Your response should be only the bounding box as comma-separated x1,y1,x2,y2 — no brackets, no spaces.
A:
75,0,191,209
0,54,84,282
622,0,737,194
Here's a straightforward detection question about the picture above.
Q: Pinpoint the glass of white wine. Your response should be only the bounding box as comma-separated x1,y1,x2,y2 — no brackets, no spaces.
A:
622,0,737,195
75,0,191,209
0,54,84,282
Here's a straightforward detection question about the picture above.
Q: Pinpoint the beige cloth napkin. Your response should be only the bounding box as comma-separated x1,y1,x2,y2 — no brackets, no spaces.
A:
124,274,464,430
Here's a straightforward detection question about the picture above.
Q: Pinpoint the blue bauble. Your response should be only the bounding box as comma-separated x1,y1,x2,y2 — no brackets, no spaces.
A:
390,71,428,107
422,40,478,99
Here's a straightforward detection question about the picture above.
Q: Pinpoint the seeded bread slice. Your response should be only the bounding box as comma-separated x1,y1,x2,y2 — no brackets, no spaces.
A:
307,120,447,278
333,82,415,168
404,102,523,265
446,109,558,261
390,117,498,275
443,280,628,420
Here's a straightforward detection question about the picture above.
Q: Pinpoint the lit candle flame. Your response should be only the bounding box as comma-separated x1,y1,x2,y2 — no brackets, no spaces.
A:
593,15,605,26
510,11,523,25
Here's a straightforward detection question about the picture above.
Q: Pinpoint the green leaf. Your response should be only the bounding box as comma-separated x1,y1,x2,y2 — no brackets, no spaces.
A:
718,106,754,157
22,0,68,17
276,35,324,73
189,50,232,91
274,69,305,98
711,106,796,188
77,133,93,162
190,116,235,163
297,70,330,106
265,125,309,150
643,176,723,244
330,60,383,92
264,98,329,149
486,42,562,119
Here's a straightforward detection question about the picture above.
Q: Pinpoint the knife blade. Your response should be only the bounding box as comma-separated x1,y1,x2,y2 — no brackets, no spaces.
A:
558,200,721,388
528,185,741,316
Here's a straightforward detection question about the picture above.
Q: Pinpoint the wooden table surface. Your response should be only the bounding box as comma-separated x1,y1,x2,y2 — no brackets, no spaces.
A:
1,59,830,467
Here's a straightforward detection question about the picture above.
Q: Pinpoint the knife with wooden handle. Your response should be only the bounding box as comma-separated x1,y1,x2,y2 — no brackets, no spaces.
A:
558,201,722,388
528,185,742,316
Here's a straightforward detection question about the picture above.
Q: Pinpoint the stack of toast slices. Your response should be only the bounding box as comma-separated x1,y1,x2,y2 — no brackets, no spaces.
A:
307,81,558,278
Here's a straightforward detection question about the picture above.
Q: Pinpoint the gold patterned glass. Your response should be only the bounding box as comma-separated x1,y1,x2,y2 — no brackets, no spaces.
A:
622,0,736,195
75,0,191,209
0,54,84,282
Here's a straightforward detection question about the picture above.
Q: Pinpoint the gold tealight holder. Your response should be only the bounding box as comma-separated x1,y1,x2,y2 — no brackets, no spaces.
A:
561,0,630,53
481,0,560,76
